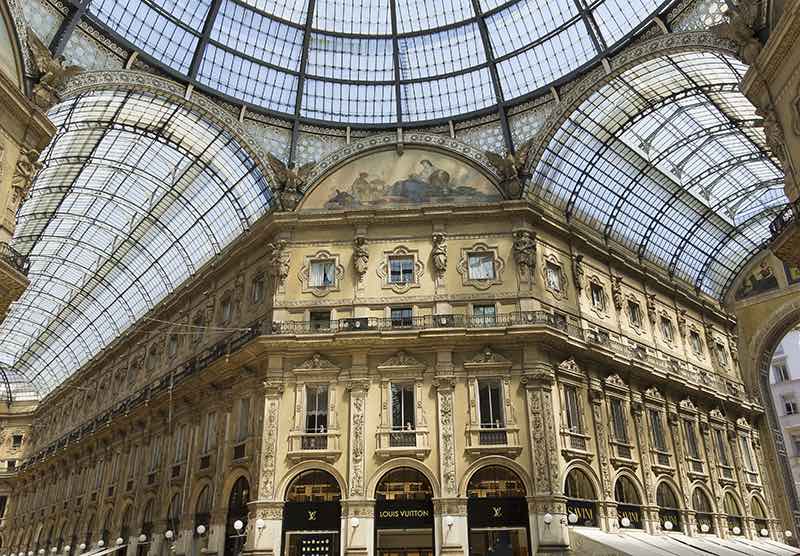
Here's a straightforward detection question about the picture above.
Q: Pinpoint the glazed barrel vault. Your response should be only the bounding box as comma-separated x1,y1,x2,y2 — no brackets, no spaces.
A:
3,143,795,556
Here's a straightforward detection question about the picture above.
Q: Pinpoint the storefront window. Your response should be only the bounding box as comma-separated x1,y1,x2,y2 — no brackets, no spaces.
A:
752,497,769,535
375,468,434,556
225,477,250,556
564,469,597,527
284,471,341,556
692,488,714,533
614,477,642,529
656,483,681,532
467,466,530,556
724,493,744,535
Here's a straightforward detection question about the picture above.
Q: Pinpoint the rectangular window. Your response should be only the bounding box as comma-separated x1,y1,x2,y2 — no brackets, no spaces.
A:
740,435,755,471
310,310,332,331
628,300,642,327
221,297,232,322
203,412,217,453
715,342,728,366
6,460,15,471
774,362,790,382
149,437,161,471
649,409,667,452
391,383,415,430
545,262,562,291
390,307,413,327
251,273,265,304
590,282,605,310
689,331,703,355
478,380,504,428
793,435,800,457
564,385,582,433
11,435,22,449
174,424,187,463
95,459,105,489
610,398,629,443
305,385,329,433
310,260,336,287
128,446,138,478
237,398,250,442
683,420,700,459
473,304,496,326
660,317,674,342
468,253,495,280
783,395,798,415
714,428,730,466
167,334,179,356
389,256,415,284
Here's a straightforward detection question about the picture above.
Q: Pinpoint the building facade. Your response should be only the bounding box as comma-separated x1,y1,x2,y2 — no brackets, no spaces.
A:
771,329,800,495
1,144,782,556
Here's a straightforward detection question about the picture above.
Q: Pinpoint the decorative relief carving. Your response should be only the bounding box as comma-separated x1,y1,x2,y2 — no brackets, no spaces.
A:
679,398,696,411
259,387,281,499
484,137,534,199
604,374,626,388
512,230,536,277
572,254,585,293
711,0,762,65
646,295,657,326
558,357,581,375
436,383,457,496
267,240,290,288
353,235,369,280
467,346,510,365
379,350,424,369
265,153,315,211
11,146,42,210
457,242,505,290
349,391,366,497
528,391,547,492
27,27,82,109
590,391,613,498
611,275,623,311
298,353,337,370
431,232,447,279
677,309,688,338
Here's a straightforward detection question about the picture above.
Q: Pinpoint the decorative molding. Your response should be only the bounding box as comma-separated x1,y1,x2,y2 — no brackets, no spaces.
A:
298,249,345,297
541,252,568,301
297,353,338,371
457,242,505,290
604,374,626,389
349,390,367,497
378,350,425,370
436,386,457,496
377,245,424,294
465,346,512,368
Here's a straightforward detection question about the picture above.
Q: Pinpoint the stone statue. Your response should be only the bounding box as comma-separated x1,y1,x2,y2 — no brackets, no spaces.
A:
267,240,290,285
353,235,369,278
431,233,447,276
512,230,536,274
484,137,534,199
646,294,656,325
755,107,786,165
611,275,623,311
27,28,82,109
266,153,315,211
677,309,688,337
572,254,585,292
11,147,43,207
712,0,762,65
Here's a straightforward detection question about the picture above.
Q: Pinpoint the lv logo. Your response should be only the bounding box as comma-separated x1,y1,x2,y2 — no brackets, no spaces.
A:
492,506,502,517
307,510,317,521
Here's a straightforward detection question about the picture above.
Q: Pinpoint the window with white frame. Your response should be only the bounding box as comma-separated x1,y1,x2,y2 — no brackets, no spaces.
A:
784,395,798,415
478,379,504,429
305,385,329,434
660,316,674,342
468,253,496,280
236,397,250,443
203,412,217,453
389,256,415,284
473,304,496,325
391,383,415,431
774,361,790,382
545,261,563,291
309,260,337,288
590,282,606,310
628,300,643,327
251,273,265,303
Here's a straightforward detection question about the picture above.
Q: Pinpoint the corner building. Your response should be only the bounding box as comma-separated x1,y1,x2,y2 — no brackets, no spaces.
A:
4,143,787,556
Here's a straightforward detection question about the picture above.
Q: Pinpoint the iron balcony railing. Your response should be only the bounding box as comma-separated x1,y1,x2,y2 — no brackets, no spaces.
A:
0,242,29,275
769,197,799,239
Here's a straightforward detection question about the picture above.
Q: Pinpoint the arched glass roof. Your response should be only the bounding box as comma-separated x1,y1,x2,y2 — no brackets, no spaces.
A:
0,89,272,399
531,50,786,298
84,0,671,125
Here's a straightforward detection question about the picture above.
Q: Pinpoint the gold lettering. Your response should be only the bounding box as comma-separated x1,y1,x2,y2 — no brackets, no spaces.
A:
307,510,317,521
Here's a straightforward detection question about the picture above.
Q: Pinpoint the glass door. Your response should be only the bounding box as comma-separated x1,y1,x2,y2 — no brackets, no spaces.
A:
468,528,529,556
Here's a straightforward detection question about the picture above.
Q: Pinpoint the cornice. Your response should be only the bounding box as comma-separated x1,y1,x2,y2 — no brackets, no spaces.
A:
0,70,56,145
742,1,800,99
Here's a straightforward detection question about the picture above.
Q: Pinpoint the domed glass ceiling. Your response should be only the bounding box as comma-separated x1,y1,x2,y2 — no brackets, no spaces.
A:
86,0,670,124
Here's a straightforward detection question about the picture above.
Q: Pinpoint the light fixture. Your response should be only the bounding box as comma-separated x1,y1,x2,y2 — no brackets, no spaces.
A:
761,528,769,537
732,526,741,535
64,547,71,553
195,525,206,536
567,513,578,524
786,530,793,538
29,551,35,556
664,521,674,531
137,535,147,544
255,519,265,530
543,513,553,525
700,524,710,533
445,516,454,528
50,549,57,554
115,539,123,546
96,542,104,549
164,531,174,541
233,520,244,532
39,550,45,555
78,545,86,552
350,517,359,529
621,517,631,528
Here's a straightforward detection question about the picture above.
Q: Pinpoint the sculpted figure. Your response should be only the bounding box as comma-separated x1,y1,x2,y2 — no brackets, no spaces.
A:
27,28,82,109
712,0,762,65
513,230,536,274
267,240,290,285
431,233,447,275
572,254,585,292
266,153,315,211
484,137,534,199
353,235,369,277
11,148,42,207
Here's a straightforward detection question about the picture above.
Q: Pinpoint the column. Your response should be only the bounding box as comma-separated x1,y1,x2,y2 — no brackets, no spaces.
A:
666,404,691,534
522,362,568,553
631,397,658,535
588,379,615,532
344,376,371,555
698,417,724,537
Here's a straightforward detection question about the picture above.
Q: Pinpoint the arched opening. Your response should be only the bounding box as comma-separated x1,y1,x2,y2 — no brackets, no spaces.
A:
466,465,530,556
565,468,598,527
167,493,182,535
84,514,95,548
224,477,250,556
101,513,111,546
138,500,154,556
193,486,213,556
656,483,681,532
283,470,340,556
120,506,132,543
752,497,770,537
724,493,744,535
375,467,434,556
692,488,714,534
614,476,642,529
45,525,53,553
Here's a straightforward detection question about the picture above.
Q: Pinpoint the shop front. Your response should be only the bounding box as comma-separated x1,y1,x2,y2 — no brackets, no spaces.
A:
564,469,598,528
467,466,530,556
613,477,643,530
283,470,341,556
656,483,682,533
374,468,434,556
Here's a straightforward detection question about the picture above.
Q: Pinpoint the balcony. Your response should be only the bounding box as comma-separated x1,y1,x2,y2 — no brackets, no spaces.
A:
466,424,521,457
0,242,29,317
651,449,672,472
769,198,800,267
288,431,341,462
560,428,592,461
0,242,29,275
376,428,431,459
610,440,637,468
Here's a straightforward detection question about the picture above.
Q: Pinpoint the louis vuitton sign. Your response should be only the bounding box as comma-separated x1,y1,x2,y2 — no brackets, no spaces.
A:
468,498,529,528
284,501,341,531
375,499,433,529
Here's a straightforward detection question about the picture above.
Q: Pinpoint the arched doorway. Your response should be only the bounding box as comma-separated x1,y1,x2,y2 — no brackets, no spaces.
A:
375,467,434,556
120,506,132,543
283,470,340,556
724,493,744,535
614,476,642,529
224,477,250,556
565,468,598,527
193,486,213,556
137,500,154,556
84,514,95,549
692,488,714,534
466,465,530,556
167,493,182,535
656,483,681,532
752,497,770,537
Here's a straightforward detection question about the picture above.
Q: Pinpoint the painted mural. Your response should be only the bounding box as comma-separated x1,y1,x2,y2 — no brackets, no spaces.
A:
734,258,780,300
301,149,502,210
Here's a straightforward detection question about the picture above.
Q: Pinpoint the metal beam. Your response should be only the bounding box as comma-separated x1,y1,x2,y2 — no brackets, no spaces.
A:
188,0,224,80
50,0,92,56
288,0,317,165
390,0,403,124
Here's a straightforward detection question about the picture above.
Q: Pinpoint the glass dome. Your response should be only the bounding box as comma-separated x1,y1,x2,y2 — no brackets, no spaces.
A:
86,0,670,125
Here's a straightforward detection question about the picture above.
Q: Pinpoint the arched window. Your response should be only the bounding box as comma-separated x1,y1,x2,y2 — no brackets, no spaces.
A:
692,488,714,533
224,477,250,556
724,493,743,535
286,470,341,502
614,476,642,529
167,493,182,534
137,499,154,556
656,483,681,532
45,526,53,552
564,469,597,527
195,485,213,529
376,468,433,501
120,506,132,542
84,514,95,547
752,497,769,536
466,466,526,498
